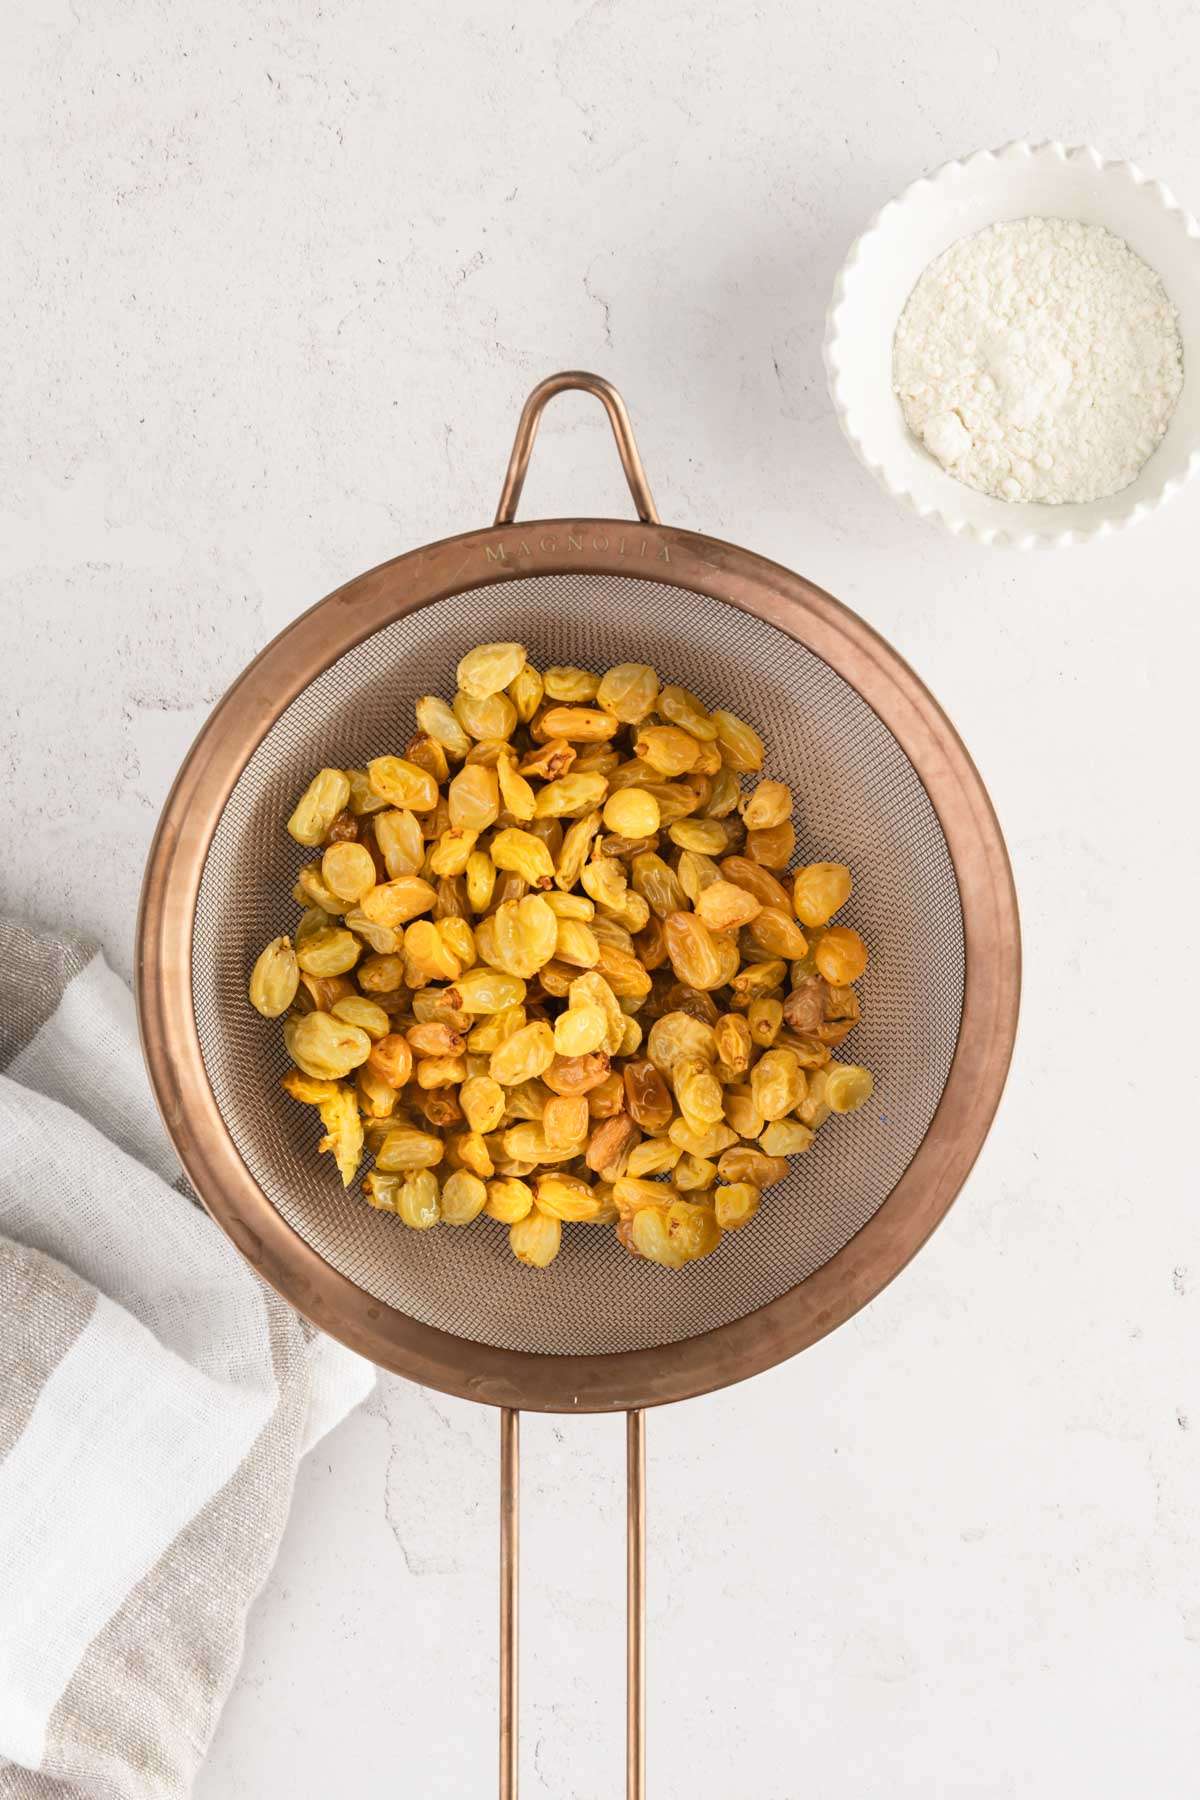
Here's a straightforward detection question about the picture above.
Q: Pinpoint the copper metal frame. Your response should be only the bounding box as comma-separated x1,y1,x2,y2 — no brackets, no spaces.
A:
136,372,1019,1800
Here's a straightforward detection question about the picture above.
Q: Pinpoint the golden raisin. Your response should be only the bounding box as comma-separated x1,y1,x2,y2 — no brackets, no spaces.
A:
248,938,299,1018
814,925,868,985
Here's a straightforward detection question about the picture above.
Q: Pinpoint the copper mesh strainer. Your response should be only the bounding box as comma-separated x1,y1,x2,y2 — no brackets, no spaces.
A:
137,373,1020,1797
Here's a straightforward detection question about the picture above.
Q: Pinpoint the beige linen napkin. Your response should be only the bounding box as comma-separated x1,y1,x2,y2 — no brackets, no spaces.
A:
0,917,373,1799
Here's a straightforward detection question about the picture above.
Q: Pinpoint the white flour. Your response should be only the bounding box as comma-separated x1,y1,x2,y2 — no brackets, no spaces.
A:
893,217,1184,504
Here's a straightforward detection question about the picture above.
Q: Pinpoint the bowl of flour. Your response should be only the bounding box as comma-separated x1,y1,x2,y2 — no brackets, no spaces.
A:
825,141,1200,546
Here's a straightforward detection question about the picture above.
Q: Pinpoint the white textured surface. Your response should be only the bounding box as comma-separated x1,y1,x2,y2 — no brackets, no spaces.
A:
3,1,1199,1795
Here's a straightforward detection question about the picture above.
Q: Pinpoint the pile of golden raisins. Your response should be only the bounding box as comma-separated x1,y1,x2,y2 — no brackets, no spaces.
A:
248,643,874,1270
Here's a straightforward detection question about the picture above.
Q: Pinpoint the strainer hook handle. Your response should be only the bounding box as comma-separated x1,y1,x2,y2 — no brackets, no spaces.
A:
494,371,661,526
500,1406,647,1799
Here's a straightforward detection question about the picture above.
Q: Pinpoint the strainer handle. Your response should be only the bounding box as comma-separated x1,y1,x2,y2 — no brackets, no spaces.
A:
494,371,661,526
499,1406,647,1799
627,1408,646,1799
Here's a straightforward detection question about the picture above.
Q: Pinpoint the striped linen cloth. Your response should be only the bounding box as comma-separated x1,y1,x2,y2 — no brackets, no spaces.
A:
0,918,374,1798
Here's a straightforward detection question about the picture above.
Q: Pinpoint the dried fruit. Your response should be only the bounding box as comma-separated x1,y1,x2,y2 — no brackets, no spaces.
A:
585,1113,641,1180
635,724,700,776
395,1170,440,1229
745,821,796,869
580,855,627,911
542,665,599,702
714,1183,760,1230
554,810,602,891
663,911,727,991
721,1085,765,1139
457,641,527,699
717,1147,788,1188
666,818,728,855
490,1020,556,1087
554,1003,608,1057
659,684,717,740
819,983,861,1046
295,926,361,978
312,1086,364,1187
367,756,440,812
631,852,687,919
481,895,558,979
676,849,722,905
510,1209,561,1266
508,662,544,723
713,1012,752,1072
287,768,351,846
454,687,519,741
341,908,400,955
321,841,377,902
355,1064,398,1120
748,907,809,960
603,787,661,838
330,995,390,1040
739,780,792,830
646,1011,717,1078
459,1074,506,1134
729,958,787,1001
554,918,601,969
416,694,472,759
814,925,869,985
534,1172,605,1222
597,662,659,723
824,1063,874,1114
594,941,653,999
544,1052,612,1096
747,996,784,1047
374,809,426,877
519,737,574,781
544,890,594,921
484,1176,535,1222
363,1171,401,1212
490,828,556,888
529,1093,581,1150
281,1068,337,1106
253,638,877,1270
673,1056,725,1126
586,1071,627,1118
375,1124,445,1171
664,1198,720,1261
448,763,500,832
626,1138,682,1177
403,919,462,986
367,1033,414,1088
759,1119,815,1155
782,975,826,1034
440,1169,488,1224
628,1206,684,1267
249,937,299,1018
695,879,761,933
790,862,851,928
539,705,619,743
348,769,389,816
283,1012,372,1081
532,772,609,818
750,1047,807,1121
708,709,762,772
719,856,791,911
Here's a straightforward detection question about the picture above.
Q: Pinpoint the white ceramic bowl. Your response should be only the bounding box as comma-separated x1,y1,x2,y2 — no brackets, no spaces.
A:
824,141,1200,547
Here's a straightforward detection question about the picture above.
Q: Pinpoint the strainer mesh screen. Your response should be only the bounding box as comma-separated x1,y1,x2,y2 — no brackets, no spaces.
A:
193,573,964,1357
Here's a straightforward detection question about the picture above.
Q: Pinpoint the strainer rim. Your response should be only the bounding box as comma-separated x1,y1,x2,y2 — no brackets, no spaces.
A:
136,516,1020,1412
